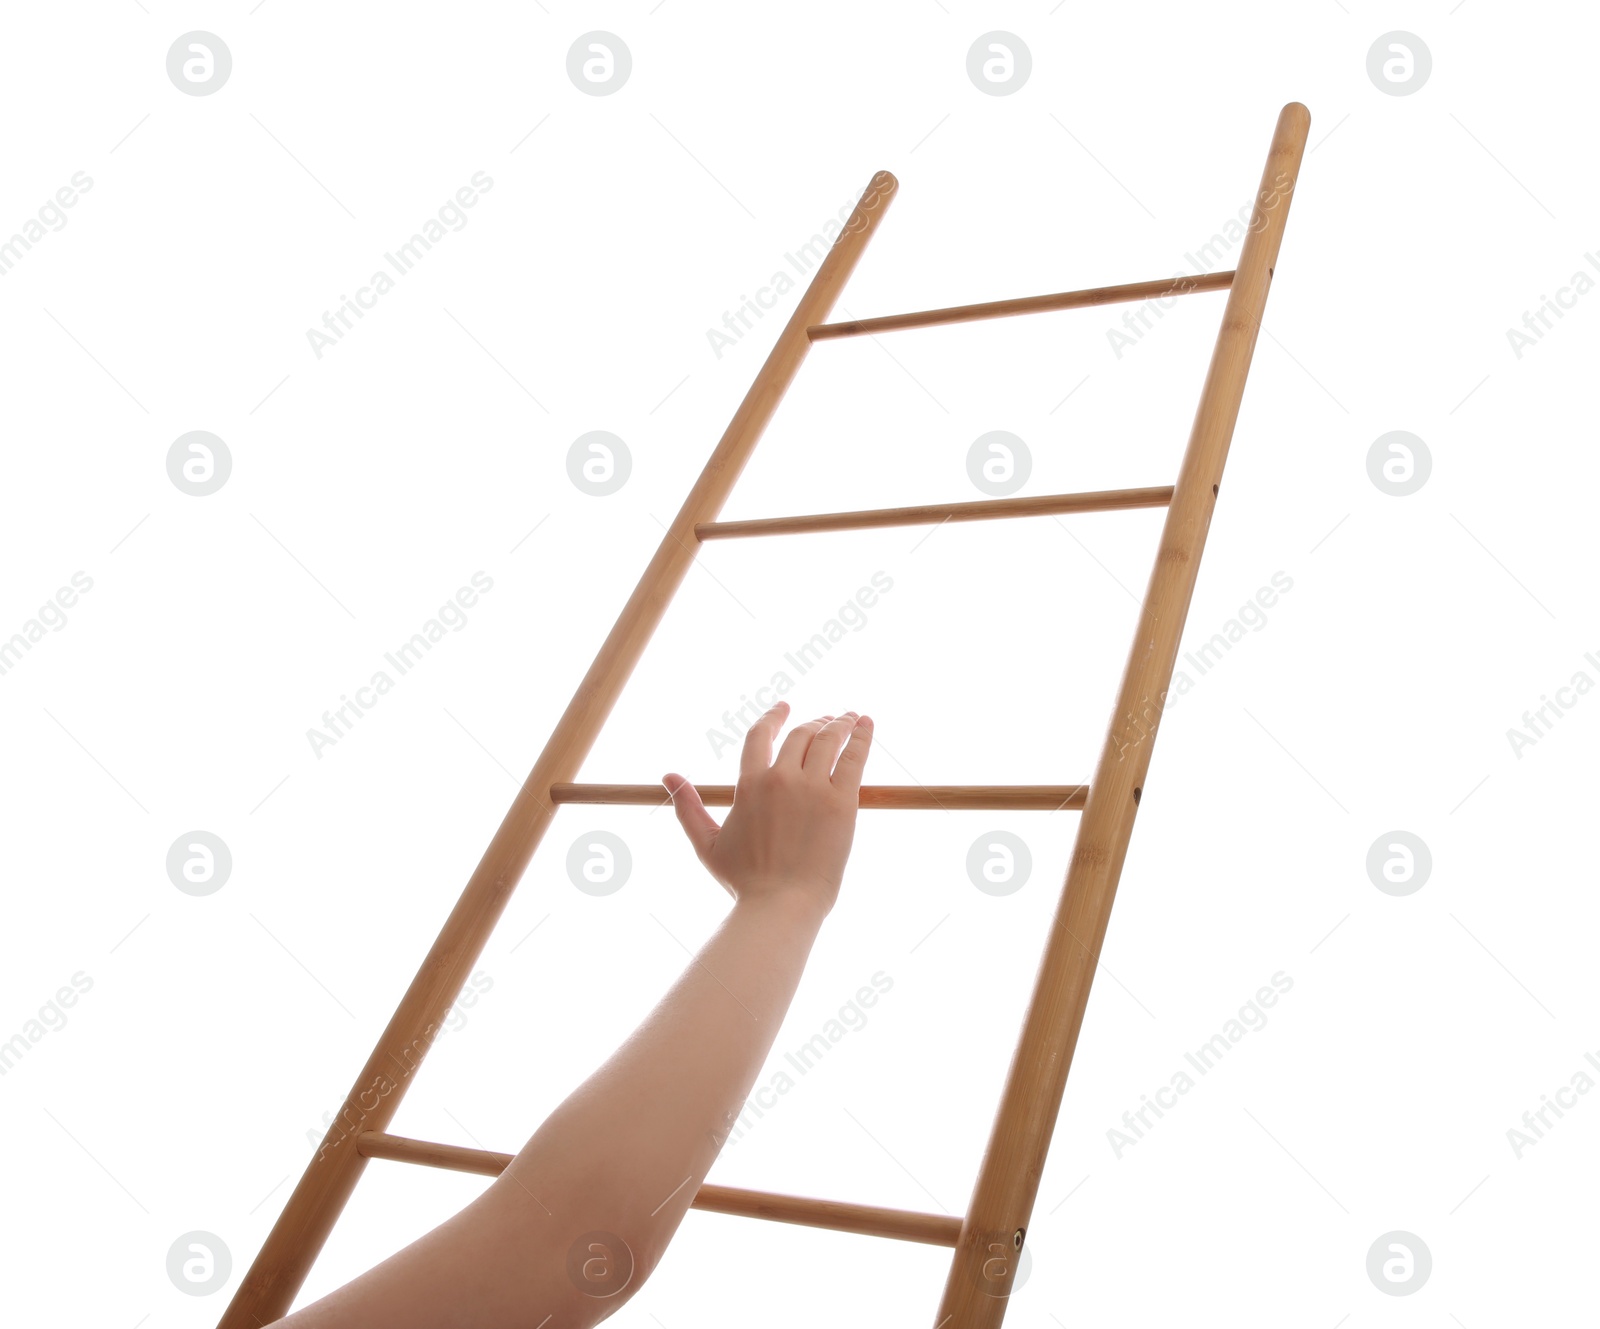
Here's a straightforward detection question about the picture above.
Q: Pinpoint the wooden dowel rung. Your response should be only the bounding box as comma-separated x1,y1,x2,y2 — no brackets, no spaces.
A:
357,1130,508,1177
691,1182,962,1247
808,270,1234,340
356,1131,963,1247
695,485,1173,541
551,783,1088,811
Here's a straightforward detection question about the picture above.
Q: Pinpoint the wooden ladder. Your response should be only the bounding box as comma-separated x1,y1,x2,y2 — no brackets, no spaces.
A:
220,101,1311,1329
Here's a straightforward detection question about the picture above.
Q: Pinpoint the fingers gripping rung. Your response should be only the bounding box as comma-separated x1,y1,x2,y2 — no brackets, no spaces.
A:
551,784,1089,811
356,1132,963,1247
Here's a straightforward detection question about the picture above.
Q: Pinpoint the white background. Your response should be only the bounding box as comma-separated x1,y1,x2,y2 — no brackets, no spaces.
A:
1,4,1594,1326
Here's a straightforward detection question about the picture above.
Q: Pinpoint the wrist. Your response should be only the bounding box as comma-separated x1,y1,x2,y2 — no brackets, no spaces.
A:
732,884,832,933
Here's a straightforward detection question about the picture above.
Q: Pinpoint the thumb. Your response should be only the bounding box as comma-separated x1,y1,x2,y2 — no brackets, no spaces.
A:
662,773,719,861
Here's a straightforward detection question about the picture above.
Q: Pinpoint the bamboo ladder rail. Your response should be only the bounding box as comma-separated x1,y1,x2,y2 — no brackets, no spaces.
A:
218,102,1310,1329
935,100,1311,1324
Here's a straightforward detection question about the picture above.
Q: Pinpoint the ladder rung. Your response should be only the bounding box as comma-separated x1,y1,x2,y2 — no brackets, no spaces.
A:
696,485,1172,541
692,1180,961,1248
356,1131,963,1247
551,783,1088,811
808,269,1234,340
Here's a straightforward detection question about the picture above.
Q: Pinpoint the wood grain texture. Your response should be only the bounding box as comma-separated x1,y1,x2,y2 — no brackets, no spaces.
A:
934,102,1311,1328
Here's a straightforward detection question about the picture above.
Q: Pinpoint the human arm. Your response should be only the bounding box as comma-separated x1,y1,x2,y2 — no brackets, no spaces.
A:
275,700,872,1327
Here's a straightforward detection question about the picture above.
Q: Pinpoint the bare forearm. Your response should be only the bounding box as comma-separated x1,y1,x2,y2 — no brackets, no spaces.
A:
283,892,829,1329
494,890,826,1265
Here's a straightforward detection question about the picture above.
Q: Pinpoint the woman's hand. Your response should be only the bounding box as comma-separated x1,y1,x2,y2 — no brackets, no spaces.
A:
663,700,872,922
